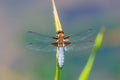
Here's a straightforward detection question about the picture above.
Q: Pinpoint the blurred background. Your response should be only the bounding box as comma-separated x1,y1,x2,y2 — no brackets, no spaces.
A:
0,0,120,80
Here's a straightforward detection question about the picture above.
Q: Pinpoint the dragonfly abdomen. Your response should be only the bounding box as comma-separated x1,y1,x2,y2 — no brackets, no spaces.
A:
58,47,64,69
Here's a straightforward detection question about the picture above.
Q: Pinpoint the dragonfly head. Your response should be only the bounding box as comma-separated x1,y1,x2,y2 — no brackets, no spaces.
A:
57,30,64,37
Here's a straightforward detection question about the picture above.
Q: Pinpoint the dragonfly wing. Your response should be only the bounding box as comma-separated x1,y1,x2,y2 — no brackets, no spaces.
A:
25,31,56,53
68,26,97,42
65,40,94,53
26,42,56,53
64,26,97,53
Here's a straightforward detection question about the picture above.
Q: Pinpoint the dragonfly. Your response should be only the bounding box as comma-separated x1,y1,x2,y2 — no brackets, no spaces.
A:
25,26,97,69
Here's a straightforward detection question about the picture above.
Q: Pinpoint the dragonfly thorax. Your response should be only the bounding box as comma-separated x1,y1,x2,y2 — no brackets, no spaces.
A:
51,30,71,47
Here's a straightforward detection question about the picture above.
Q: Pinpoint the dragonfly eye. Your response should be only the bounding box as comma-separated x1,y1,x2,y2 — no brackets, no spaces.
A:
57,30,64,34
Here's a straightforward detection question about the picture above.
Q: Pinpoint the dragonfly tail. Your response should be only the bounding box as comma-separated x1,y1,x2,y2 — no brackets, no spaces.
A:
58,47,64,69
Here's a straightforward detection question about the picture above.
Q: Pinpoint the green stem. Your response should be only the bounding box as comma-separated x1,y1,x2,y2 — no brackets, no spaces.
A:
54,49,61,80
79,27,105,80
52,0,62,79
52,0,62,31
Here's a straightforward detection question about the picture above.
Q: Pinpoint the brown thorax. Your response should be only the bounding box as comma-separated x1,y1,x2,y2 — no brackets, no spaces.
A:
51,30,71,47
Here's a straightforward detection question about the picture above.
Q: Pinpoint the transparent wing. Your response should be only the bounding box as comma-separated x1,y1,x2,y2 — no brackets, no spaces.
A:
25,31,56,53
64,40,94,53
25,26,98,53
64,26,98,53
66,25,97,42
